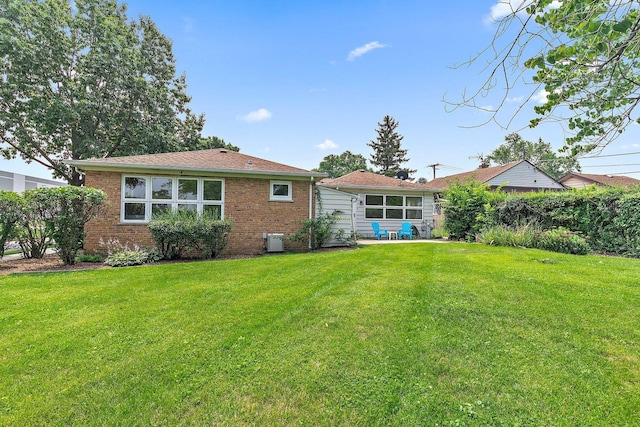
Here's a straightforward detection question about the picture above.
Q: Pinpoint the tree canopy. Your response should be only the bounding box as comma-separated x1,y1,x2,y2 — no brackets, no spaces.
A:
367,115,415,178
450,0,640,155
487,133,581,179
198,136,240,152
313,151,368,178
0,0,206,185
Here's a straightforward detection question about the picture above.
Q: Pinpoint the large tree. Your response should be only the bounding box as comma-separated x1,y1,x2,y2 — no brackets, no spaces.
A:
313,150,368,178
488,133,581,179
0,0,205,185
367,115,416,177
451,0,640,155
198,136,240,152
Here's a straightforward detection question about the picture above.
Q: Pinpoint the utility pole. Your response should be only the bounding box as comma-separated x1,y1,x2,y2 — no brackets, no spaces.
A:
426,163,441,180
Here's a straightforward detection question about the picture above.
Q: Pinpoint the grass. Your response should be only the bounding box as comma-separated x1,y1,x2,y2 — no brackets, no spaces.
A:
1,243,639,426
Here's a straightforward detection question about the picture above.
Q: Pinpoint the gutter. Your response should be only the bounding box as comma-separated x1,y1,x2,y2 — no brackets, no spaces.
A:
65,159,326,180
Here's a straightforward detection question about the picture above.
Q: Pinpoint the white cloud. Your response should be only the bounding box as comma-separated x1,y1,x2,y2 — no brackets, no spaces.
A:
506,95,524,103
485,0,561,23
486,0,528,22
347,41,387,61
532,89,549,104
240,108,272,123
315,139,338,150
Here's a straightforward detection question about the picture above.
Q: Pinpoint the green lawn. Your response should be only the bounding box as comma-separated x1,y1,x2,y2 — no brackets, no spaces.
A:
1,243,639,426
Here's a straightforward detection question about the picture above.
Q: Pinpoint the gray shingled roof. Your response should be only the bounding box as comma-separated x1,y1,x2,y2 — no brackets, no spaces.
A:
66,148,324,178
427,161,523,190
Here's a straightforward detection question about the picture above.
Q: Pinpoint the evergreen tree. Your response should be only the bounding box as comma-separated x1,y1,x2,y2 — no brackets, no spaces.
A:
367,115,416,178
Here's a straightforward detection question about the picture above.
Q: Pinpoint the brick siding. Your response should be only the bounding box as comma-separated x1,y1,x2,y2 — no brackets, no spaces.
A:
84,171,314,256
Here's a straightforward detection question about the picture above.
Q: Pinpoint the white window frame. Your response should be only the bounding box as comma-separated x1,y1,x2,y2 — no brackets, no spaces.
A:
364,194,423,220
270,180,292,202
121,175,224,223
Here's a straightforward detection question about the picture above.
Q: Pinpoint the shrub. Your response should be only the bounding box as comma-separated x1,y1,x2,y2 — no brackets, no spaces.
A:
197,217,233,259
15,190,54,259
0,191,22,259
77,254,102,263
535,227,590,255
442,179,506,241
148,210,232,259
289,211,343,250
42,187,106,265
101,238,161,267
9,187,106,264
477,224,537,248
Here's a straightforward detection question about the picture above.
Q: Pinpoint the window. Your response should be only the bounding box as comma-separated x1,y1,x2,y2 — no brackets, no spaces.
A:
364,194,423,220
121,175,224,223
270,181,292,201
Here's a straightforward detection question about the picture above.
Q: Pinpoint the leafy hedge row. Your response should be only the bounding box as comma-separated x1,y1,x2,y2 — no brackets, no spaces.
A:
0,187,106,264
148,210,232,259
442,180,640,257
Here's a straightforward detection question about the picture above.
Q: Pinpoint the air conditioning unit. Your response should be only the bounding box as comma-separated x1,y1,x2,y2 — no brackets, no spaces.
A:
266,233,284,253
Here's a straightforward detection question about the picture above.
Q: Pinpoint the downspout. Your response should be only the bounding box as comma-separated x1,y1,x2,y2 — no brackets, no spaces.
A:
309,177,314,250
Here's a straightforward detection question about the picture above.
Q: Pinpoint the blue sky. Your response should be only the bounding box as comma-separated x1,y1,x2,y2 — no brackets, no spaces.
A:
4,0,640,181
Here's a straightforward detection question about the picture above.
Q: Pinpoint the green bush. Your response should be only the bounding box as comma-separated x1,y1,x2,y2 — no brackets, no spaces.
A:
15,190,54,259
289,211,343,250
483,187,639,256
148,210,232,259
535,227,590,255
101,238,161,267
0,191,22,259
42,187,106,265
442,179,506,241
104,250,153,267
77,254,102,263
8,187,106,264
477,224,537,248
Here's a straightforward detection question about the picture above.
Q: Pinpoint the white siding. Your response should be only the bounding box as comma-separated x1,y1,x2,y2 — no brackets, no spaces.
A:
0,171,65,192
352,191,435,238
561,176,591,189
486,162,563,190
316,187,355,246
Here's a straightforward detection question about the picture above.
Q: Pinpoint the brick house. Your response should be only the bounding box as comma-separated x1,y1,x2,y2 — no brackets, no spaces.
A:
66,149,326,256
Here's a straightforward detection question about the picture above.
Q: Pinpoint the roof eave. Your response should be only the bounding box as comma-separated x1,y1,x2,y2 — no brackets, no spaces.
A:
65,160,326,179
317,182,436,192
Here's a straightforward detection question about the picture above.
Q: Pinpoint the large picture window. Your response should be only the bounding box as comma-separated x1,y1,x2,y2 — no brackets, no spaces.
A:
122,175,224,222
364,194,423,220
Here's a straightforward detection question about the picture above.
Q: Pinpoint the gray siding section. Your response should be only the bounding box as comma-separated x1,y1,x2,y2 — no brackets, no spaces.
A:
316,187,355,246
0,170,65,192
317,186,436,239
352,192,435,238
486,162,563,189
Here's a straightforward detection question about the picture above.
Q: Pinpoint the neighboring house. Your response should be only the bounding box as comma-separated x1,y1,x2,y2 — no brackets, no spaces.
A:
428,160,565,192
558,172,640,189
0,170,65,192
316,170,437,243
427,160,565,229
66,149,326,256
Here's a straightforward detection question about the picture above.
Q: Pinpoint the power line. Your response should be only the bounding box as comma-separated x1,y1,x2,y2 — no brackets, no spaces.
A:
581,151,640,159
605,170,640,175
581,163,640,168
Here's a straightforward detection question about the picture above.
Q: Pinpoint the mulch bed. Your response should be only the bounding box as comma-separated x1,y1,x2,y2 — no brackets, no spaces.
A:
0,246,356,276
